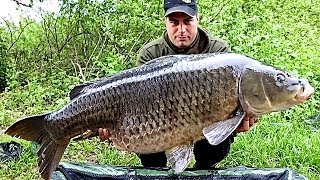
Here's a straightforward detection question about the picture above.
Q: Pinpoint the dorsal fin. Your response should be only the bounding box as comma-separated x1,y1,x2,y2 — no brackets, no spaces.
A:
69,76,111,100
69,82,94,100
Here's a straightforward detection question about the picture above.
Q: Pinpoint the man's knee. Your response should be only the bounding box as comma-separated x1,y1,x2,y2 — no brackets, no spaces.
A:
137,151,167,167
193,134,235,169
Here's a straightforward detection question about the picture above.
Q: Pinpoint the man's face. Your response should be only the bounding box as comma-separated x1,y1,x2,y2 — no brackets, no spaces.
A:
165,12,199,49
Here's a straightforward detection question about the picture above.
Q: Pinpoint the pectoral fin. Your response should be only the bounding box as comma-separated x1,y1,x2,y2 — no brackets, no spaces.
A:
203,111,245,145
165,142,193,173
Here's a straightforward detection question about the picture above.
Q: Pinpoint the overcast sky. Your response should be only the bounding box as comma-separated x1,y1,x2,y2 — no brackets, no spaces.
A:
0,0,60,24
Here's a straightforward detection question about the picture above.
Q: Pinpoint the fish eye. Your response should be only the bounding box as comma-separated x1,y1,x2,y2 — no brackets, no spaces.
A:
276,73,286,83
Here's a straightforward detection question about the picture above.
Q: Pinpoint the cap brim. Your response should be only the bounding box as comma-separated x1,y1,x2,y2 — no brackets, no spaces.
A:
164,6,196,17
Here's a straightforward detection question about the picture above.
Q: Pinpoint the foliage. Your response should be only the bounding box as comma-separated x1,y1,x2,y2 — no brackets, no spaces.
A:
0,67,7,93
3,0,164,87
0,28,8,92
0,62,6,93
0,0,320,179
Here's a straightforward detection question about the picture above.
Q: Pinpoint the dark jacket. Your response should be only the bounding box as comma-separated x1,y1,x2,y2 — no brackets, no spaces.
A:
137,27,230,66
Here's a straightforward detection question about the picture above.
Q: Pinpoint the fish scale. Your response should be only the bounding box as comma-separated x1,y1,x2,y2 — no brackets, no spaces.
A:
109,67,238,153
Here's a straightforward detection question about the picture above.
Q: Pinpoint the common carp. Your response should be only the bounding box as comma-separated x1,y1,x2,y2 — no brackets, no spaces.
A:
5,53,314,180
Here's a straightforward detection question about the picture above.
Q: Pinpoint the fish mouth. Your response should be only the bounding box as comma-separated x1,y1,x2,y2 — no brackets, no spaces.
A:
294,82,314,103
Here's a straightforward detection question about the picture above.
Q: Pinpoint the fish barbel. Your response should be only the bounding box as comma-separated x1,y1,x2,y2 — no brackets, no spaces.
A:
5,53,314,179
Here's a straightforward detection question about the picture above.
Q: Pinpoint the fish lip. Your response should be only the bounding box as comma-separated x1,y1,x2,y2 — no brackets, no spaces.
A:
294,95,308,103
294,83,314,103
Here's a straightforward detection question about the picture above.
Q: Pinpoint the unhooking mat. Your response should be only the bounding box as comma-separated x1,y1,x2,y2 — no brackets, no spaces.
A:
0,141,309,180
52,162,307,180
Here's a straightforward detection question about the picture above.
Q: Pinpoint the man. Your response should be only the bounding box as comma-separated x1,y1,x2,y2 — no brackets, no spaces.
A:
99,0,258,169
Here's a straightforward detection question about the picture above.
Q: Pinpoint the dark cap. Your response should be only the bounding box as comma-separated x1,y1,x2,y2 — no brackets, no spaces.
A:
164,0,198,17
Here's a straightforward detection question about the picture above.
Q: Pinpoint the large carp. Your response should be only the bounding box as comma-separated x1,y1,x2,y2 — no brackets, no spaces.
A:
5,53,314,180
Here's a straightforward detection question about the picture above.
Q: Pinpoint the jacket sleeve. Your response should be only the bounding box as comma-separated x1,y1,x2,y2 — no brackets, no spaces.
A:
208,38,231,53
136,47,155,66
137,38,165,66
136,37,167,66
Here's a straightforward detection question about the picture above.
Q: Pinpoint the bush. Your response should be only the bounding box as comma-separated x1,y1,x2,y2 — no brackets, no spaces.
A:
0,31,7,93
2,0,164,87
0,61,6,93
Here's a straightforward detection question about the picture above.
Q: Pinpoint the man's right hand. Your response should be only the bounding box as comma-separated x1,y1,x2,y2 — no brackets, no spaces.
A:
236,116,258,133
98,128,111,141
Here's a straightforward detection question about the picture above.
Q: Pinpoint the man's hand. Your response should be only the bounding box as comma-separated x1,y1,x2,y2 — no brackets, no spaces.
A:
236,116,258,133
98,128,111,141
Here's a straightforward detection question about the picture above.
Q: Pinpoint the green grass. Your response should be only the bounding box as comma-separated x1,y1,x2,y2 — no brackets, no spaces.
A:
1,0,320,179
221,114,320,179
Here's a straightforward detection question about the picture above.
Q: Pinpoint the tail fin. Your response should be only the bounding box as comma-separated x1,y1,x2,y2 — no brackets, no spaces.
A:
5,114,69,180
5,114,48,141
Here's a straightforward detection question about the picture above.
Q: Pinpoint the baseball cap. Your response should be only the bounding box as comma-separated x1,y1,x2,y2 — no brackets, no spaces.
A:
164,0,198,17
